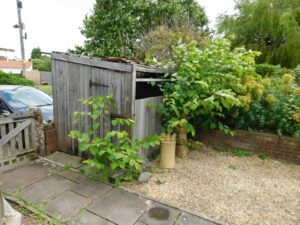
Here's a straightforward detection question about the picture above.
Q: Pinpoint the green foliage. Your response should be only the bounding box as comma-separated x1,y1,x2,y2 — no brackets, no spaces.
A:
0,70,34,86
159,39,260,135
69,96,161,185
30,47,51,71
233,149,255,157
255,64,294,78
231,74,300,138
77,0,208,58
135,23,209,63
217,0,300,68
32,56,51,72
31,47,42,59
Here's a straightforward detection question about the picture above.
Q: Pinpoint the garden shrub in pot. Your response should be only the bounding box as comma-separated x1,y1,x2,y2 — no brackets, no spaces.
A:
70,96,160,185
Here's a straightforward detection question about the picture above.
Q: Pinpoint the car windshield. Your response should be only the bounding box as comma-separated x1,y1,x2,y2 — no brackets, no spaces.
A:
0,87,52,110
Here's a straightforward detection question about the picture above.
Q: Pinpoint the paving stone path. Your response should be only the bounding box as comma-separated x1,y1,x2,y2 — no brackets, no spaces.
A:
0,152,226,225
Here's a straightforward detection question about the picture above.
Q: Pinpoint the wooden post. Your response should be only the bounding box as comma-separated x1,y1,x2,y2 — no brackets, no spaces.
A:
29,108,45,156
0,182,4,225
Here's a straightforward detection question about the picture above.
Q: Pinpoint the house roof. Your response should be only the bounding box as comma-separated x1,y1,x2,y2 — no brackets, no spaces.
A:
0,60,32,69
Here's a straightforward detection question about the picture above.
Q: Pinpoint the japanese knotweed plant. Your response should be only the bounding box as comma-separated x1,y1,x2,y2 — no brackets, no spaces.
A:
70,96,160,184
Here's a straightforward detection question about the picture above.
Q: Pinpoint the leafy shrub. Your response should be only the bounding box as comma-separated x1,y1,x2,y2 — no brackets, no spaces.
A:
135,23,209,64
232,74,300,138
255,63,297,81
70,96,160,185
0,70,34,86
159,39,261,135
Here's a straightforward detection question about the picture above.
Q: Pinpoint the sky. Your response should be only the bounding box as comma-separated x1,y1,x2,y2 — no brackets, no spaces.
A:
0,0,235,60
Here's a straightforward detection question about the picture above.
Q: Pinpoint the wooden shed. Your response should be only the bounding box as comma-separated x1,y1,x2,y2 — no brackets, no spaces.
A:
51,53,166,157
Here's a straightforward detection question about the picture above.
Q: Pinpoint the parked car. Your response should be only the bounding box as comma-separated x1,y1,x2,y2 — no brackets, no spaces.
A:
0,85,53,122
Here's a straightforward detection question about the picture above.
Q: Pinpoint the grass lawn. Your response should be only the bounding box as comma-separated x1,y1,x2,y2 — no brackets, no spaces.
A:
35,85,52,96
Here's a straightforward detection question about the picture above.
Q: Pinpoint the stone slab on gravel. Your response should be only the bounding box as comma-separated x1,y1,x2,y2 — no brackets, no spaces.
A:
70,211,114,225
71,179,112,199
138,203,181,225
138,172,152,184
88,188,151,225
0,161,61,191
176,212,219,225
44,191,90,222
22,175,75,204
45,152,82,169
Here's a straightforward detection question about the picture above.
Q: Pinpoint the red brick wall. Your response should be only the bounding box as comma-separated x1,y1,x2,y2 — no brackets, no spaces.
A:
44,128,58,155
197,130,300,164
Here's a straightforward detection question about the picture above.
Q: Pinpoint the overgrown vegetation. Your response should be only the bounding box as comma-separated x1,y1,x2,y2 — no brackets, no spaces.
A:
73,0,208,58
217,0,300,68
213,146,268,160
230,73,300,138
70,96,160,185
157,39,261,135
31,47,51,72
0,70,34,86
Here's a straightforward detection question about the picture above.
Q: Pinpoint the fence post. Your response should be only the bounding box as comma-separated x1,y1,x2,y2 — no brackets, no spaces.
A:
0,182,4,225
30,108,46,156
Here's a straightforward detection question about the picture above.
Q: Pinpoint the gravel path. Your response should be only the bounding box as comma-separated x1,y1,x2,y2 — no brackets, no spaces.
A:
123,147,300,225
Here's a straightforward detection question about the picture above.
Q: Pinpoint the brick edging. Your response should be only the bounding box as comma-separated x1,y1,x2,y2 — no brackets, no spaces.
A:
197,130,300,164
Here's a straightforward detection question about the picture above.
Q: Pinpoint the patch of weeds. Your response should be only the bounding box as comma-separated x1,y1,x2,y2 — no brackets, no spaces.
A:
188,139,204,149
213,146,230,153
228,164,237,170
233,149,255,157
257,153,268,160
64,162,73,170
147,166,164,174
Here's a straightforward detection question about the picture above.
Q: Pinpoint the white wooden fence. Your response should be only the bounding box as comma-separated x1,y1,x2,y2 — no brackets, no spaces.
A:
0,109,45,168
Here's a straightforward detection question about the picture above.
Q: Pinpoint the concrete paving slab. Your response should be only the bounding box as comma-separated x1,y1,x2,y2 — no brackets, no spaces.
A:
175,212,218,225
44,191,90,222
22,175,75,204
88,189,152,225
58,170,89,184
0,161,62,191
45,152,82,169
70,211,114,225
135,222,147,225
138,203,181,225
71,179,112,199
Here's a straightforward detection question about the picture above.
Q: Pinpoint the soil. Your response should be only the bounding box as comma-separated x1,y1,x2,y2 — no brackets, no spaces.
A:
123,147,300,225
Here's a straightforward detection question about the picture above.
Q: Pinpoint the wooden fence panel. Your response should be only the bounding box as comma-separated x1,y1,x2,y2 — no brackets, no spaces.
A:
0,110,43,168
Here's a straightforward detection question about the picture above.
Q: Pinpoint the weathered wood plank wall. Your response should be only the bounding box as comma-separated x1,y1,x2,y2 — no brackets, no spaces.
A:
52,53,134,155
133,96,162,158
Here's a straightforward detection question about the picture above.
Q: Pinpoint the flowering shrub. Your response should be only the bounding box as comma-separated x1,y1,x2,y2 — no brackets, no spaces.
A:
231,74,300,138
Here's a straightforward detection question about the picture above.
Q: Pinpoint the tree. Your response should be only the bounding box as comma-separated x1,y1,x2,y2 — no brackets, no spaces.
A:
217,0,300,68
30,47,51,71
78,0,208,58
135,23,209,63
31,47,42,59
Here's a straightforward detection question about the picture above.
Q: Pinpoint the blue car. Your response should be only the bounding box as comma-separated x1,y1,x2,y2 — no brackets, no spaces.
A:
0,85,53,122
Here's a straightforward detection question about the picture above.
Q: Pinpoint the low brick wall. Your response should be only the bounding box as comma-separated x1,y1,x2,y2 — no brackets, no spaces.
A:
197,130,300,164
44,128,58,155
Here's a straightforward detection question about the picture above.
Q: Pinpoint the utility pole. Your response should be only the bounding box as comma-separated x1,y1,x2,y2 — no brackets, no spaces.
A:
16,0,26,76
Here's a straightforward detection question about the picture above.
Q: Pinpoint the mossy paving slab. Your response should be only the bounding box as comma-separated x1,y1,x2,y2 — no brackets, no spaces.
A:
71,179,112,200
0,161,62,191
22,175,75,204
88,189,152,225
70,211,114,225
175,212,219,225
138,203,181,225
45,152,82,169
58,170,89,184
44,191,90,222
